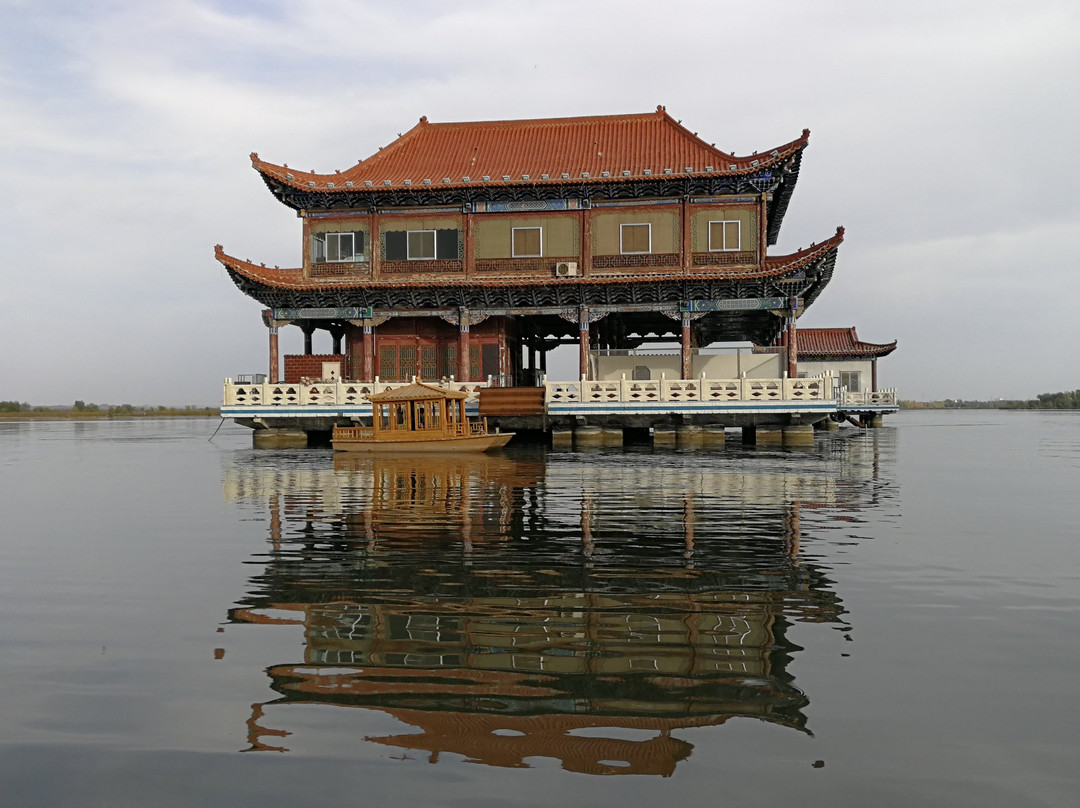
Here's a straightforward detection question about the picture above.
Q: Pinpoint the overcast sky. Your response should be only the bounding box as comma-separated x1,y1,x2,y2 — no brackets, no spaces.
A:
1,0,1077,405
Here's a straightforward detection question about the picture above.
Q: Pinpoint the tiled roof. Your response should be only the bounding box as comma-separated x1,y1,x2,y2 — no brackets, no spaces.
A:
368,382,469,402
797,328,897,358
250,107,809,192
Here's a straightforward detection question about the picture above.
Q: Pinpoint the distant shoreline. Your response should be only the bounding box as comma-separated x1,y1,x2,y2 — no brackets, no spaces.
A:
0,410,219,420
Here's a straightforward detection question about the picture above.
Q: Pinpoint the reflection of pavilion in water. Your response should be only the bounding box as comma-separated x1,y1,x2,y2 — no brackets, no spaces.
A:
224,439,888,774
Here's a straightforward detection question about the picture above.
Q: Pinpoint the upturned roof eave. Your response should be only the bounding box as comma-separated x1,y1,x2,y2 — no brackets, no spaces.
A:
247,110,810,203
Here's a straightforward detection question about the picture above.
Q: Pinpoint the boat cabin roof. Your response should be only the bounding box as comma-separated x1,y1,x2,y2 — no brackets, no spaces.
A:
367,382,470,403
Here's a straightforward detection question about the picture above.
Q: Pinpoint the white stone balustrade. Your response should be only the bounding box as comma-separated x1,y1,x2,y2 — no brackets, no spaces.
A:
224,375,897,411
841,389,898,407
543,376,833,405
223,378,489,407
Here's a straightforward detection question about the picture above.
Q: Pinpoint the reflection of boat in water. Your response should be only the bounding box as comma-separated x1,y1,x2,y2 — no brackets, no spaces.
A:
223,439,893,771
332,382,512,453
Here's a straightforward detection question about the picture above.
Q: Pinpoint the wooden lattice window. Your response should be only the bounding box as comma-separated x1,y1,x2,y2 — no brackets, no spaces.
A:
398,345,417,380
708,220,741,252
379,345,398,380
512,227,542,258
620,223,651,254
469,345,480,380
419,345,438,380
440,344,457,378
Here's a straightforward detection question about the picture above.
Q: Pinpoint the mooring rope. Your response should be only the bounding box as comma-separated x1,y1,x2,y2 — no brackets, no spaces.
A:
208,417,226,441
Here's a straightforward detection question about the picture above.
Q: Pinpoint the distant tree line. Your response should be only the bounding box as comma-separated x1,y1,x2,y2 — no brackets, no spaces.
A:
1,401,217,416
902,390,1079,410
1004,390,1080,409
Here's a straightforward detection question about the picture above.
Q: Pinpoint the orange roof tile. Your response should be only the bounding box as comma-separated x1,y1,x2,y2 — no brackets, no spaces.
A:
250,107,809,192
796,327,897,358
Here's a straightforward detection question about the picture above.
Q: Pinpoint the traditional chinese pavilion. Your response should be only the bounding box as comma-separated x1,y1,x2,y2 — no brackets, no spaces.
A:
216,107,843,387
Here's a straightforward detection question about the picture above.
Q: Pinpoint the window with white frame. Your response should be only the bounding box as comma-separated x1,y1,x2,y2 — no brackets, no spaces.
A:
708,220,741,252
620,223,651,254
839,371,861,393
312,231,366,262
511,226,542,258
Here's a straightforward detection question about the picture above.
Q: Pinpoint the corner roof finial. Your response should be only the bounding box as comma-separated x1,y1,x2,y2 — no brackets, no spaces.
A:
419,115,428,124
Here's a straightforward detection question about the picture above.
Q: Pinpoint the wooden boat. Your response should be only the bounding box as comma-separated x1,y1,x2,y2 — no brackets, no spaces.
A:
332,382,513,453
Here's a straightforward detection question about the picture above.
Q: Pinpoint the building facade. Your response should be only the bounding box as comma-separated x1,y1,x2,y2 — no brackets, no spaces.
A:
217,108,845,387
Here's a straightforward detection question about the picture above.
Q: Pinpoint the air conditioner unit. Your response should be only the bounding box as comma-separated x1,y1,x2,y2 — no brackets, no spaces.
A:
555,261,579,277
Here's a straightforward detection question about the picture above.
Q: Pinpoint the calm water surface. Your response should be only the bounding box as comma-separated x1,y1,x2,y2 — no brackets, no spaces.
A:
1,411,1078,806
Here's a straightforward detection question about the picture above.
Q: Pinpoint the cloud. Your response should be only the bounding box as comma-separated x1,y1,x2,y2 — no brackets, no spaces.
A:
1,0,1078,403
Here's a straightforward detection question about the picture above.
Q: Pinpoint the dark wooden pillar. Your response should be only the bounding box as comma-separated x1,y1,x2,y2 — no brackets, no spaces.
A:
581,207,592,276
872,358,878,392
361,325,373,382
458,309,471,382
681,311,692,379
786,315,798,378
268,325,279,383
302,325,314,355
464,209,475,277
578,306,590,381
370,212,380,279
682,199,692,276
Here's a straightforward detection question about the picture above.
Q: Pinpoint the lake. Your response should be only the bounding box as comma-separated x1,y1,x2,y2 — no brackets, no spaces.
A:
1,410,1078,806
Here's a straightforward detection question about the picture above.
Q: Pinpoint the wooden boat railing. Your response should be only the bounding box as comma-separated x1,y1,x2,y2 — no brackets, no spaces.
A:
333,426,374,441
334,418,490,442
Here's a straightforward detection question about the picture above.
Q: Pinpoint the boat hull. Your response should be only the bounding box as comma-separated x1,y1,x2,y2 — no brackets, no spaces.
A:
332,432,514,453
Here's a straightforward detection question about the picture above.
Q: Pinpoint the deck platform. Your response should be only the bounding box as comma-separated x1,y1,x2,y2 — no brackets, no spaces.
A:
222,376,897,445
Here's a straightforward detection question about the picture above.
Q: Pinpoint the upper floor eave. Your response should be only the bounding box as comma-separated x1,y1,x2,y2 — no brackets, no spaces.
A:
213,226,842,296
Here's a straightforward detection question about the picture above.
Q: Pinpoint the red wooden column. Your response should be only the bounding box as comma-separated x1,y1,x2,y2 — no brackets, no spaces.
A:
786,315,799,378
681,311,692,379
268,325,279,383
464,209,475,277
578,306,590,381
871,358,879,392
369,213,380,280
581,206,592,276
361,325,374,382
458,309,471,382
682,199,693,276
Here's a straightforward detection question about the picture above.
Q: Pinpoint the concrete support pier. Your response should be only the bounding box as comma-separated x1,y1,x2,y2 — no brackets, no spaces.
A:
782,425,815,447
252,428,308,449
753,428,784,447
601,428,624,447
574,426,604,448
702,425,727,449
551,430,574,450
653,427,678,448
676,425,704,449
